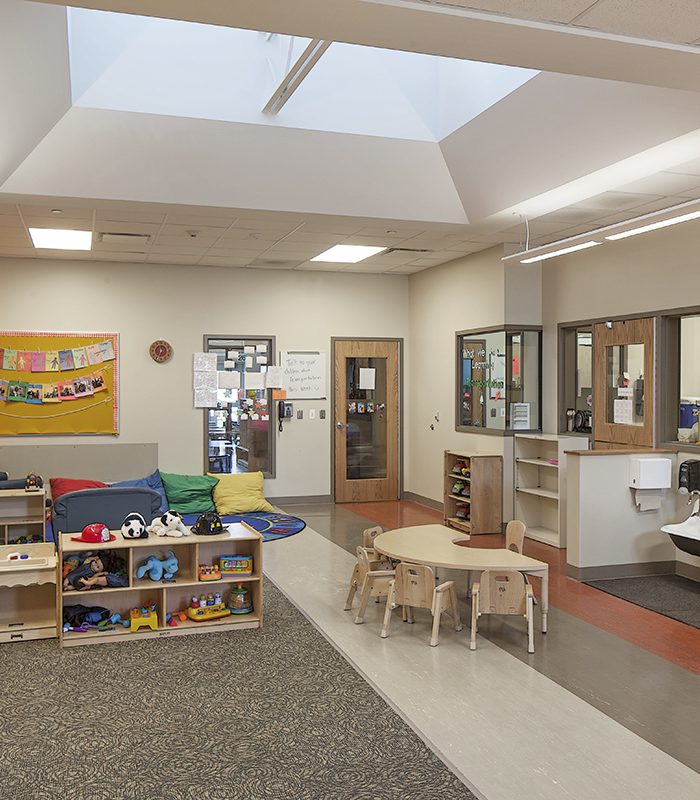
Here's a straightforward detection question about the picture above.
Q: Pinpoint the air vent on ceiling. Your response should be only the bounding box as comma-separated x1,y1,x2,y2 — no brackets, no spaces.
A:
98,232,151,250
383,247,433,254
250,257,302,268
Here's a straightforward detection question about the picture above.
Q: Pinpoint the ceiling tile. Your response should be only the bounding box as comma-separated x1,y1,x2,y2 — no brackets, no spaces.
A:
573,0,700,45
198,256,255,267
94,208,167,224
164,213,237,227
354,225,424,238
205,246,268,257
572,191,663,212
89,251,147,262
296,262,347,271
145,254,201,264
149,243,210,255
454,2,600,24
0,204,19,216
155,234,221,248
617,173,700,197
668,157,700,177
19,205,92,221
95,220,162,236
21,217,93,231
388,264,430,274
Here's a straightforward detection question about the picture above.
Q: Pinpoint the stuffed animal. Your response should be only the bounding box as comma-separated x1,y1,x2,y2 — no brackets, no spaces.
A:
135,550,179,582
147,510,190,538
121,511,148,539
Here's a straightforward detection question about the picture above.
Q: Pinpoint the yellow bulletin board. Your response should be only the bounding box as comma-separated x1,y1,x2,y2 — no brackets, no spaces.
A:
0,331,119,436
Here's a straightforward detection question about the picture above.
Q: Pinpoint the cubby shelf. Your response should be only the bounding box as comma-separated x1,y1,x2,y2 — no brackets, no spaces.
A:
58,524,263,647
0,489,46,545
443,451,502,536
0,542,56,644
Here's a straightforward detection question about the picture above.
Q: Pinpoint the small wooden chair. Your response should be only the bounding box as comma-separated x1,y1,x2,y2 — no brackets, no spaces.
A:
361,525,383,549
505,519,526,553
470,570,535,653
347,546,395,624
381,562,462,647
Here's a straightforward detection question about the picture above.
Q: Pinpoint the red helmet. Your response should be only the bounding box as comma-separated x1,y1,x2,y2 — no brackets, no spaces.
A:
71,523,116,543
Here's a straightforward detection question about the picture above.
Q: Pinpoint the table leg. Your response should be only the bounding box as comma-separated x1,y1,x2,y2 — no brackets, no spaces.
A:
541,569,548,634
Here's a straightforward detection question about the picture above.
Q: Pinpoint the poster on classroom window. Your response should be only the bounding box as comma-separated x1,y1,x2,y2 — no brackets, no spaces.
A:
0,331,119,436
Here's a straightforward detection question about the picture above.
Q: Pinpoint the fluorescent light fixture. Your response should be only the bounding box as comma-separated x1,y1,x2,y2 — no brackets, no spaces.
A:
519,240,601,264
29,228,92,250
311,244,387,263
605,209,700,241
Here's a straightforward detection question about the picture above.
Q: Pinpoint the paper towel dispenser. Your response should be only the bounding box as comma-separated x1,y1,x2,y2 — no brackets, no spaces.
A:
629,458,672,490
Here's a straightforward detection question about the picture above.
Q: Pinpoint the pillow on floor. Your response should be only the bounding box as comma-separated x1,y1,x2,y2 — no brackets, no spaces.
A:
207,471,274,515
160,472,218,514
111,469,168,513
50,477,108,502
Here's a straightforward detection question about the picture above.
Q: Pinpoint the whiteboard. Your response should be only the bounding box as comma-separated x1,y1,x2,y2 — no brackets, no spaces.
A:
281,351,327,399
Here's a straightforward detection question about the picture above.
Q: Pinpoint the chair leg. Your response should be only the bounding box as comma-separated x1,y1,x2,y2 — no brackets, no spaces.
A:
344,565,359,611
470,591,478,651
405,605,414,624
380,583,396,639
354,575,373,624
527,593,535,654
448,584,463,632
430,597,443,647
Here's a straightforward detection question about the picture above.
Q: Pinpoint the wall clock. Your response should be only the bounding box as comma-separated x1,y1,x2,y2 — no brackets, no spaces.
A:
149,340,173,363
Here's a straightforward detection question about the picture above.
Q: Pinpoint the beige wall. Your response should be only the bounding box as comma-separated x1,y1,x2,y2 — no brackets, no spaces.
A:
1,257,409,498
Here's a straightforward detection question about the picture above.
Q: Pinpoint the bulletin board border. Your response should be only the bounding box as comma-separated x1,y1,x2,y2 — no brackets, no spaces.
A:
0,330,119,436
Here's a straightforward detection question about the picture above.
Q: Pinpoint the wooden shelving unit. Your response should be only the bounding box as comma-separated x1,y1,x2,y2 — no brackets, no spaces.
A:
0,489,46,544
514,434,584,548
58,523,263,647
444,451,502,536
0,542,57,644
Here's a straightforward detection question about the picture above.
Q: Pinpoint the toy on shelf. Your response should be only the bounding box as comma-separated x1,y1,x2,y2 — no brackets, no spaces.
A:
63,604,113,633
229,584,253,615
219,554,253,577
25,473,43,492
135,550,179,582
109,613,130,628
451,481,470,498
147,510,190,538
121,512,148,540
63,551,129,592
130,603,158,632
185,593,231,622
198,564,221,581
165,612,178,628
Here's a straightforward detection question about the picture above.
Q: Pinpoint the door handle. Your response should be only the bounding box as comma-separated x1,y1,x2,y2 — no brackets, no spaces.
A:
336,421,344,429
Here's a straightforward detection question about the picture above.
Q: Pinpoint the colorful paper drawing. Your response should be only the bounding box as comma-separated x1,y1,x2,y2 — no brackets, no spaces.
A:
72,347,89,369
90,372,107,393
16,351,32,372
58,349,75,371
3,349,17,370
58,381,77,400
99,340,115,361
30,351,46,372
26,384,43,404
0,349,4,368
7,381,28,401
42,383,60,403
0,380,8,401
72,377,93,398
86,344,104,365
45,350,60,372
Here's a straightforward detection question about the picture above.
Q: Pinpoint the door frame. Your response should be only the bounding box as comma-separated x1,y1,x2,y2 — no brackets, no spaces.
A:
330,337,404,503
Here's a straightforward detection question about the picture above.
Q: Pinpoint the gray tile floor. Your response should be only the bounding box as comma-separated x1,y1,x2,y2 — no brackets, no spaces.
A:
282,502,700,774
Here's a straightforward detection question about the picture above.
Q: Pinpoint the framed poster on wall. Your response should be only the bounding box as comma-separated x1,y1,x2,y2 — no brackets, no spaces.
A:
0,331,119,436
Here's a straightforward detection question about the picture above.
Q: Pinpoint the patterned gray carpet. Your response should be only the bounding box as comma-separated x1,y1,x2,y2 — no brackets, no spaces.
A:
586,574,700,629
0,581,475,800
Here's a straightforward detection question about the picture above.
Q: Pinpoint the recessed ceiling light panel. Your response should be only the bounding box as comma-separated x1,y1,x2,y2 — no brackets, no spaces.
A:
311,244,387,263
29,228,92,251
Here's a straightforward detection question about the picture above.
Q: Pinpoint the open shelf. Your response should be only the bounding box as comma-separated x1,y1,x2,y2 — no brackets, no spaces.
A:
447,494,471,503
443,451,502,536
523,526,559,547
445,517,471,532
515,458,559,469
516,487,559,501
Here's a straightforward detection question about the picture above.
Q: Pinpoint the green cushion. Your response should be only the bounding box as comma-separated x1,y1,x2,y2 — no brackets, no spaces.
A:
160,472,219,514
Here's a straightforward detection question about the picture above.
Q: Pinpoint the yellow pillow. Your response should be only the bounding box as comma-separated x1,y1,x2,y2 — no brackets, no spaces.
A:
207,471,274,515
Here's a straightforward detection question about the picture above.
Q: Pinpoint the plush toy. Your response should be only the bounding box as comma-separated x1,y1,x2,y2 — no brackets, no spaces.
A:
121,511,148,539
147,510,190,538
135,550,179,582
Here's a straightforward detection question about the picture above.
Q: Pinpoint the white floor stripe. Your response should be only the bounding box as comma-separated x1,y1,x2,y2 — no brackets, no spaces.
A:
264,527,700,800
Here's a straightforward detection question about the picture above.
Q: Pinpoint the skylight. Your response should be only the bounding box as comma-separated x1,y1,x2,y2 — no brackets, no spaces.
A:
67,8,538,142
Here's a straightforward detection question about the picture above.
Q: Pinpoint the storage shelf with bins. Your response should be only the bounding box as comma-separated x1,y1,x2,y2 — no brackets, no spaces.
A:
0,542,57,644
514,434,584,548
444,451,502,536
0,489,46,544
58,523,263,647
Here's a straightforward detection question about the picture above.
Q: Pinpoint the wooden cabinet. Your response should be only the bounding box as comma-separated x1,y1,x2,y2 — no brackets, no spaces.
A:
0,489,46,544
444,451,503,536
58,523,263,647
0,542,57,644
514,434,584,548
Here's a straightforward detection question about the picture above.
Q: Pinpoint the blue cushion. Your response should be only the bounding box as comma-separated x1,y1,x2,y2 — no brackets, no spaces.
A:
111,469,167,513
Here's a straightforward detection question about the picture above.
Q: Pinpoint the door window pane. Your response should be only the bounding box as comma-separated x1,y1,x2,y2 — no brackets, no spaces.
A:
345,357,387,479
679,316,700,441
606,343,645,426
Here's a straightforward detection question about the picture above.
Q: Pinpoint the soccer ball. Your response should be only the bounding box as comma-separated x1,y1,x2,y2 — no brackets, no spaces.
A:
121,512,148,539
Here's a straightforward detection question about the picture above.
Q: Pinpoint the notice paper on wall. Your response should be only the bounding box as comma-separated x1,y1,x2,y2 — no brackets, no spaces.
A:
256,344,267,353
246,372,266,390
194,388,218,408
359,368,376,391
245,356,253,369
224,360,236,369
244,346,255,354
265,366,284,388
227,351,240,360
281,351,327,399
613,398,634,424
257,355,268,365
194,370,217,390
218,370,240,390
193,352,217,372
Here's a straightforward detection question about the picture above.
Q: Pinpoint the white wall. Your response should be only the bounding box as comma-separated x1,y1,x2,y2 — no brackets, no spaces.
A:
0,257,409,498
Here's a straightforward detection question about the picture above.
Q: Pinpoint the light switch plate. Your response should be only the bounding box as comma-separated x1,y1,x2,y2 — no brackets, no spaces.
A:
297,409,303,420
319,410,326,419
309,409,316,420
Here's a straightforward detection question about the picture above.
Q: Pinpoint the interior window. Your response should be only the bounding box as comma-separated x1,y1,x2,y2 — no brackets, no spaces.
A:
678,316,700,444
561,325,593,433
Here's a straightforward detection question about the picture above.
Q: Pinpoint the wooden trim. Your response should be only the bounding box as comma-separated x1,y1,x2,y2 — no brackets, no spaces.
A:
565,448,674,456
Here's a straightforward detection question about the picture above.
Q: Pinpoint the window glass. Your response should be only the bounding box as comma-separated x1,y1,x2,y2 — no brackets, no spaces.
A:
679,316,700,442
605,343,645,426
204,336,274,476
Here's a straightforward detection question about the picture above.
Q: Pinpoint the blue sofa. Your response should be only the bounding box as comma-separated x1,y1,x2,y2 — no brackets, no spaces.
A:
50,486,162,538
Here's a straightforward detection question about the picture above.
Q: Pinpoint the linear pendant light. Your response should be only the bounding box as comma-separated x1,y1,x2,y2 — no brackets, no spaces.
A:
519,240,601,263
605,208,700,240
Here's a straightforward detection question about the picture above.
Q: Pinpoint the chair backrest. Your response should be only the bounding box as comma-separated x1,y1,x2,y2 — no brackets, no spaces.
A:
356,546,376,582
505,520,526,554
394,562,435,610
362,525,383,548
477,570,527,615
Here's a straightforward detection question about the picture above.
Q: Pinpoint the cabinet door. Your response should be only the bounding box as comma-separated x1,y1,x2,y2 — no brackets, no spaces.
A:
593,318,654,447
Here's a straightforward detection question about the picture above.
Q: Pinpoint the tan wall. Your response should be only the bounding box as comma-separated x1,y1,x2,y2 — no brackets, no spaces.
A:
0,257,409,498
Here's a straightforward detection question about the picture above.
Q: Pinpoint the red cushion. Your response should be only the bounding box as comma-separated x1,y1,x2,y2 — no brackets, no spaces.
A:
50,477,108,502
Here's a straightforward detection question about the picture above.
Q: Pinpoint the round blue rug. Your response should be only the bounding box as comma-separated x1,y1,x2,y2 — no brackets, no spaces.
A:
182,512,306,542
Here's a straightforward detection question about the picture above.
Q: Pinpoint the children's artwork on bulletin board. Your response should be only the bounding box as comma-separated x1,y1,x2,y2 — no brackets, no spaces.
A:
0,331,119,436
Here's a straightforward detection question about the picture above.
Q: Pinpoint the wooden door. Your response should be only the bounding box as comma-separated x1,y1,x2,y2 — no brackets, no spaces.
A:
593,317,655,447
333,340,400,502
